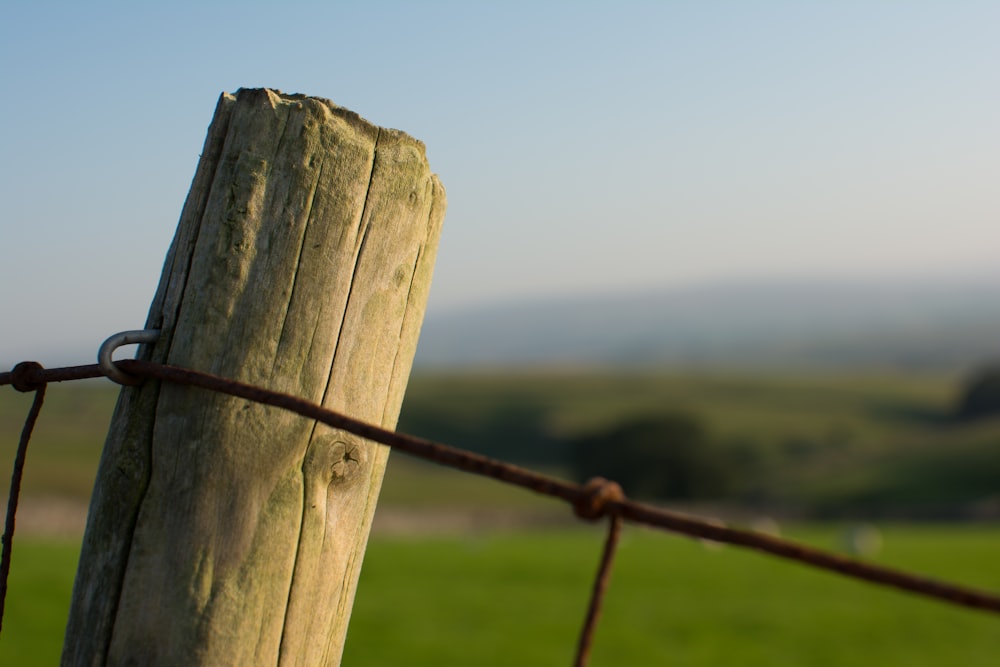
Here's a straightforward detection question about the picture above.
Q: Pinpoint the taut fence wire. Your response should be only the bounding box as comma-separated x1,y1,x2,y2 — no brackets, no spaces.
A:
3,354,1000,666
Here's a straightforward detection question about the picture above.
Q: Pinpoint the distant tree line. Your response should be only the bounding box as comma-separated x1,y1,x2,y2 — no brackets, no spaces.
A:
399,401,747,501
568,413,737,500
954,364,1000,421
397,366,1000,515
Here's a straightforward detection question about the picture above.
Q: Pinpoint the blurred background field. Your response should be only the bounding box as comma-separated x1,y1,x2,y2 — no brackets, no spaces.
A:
4,369,999,525
2,527,999,666
1,371,998,664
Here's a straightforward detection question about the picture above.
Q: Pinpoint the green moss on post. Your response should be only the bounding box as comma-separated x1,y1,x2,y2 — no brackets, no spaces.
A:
62,89,445,666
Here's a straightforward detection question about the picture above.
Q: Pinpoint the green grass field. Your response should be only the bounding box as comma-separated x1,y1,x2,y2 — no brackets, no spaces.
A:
1,526,998,666
0,540,80,665
347,525,1000,666
1,371,998,663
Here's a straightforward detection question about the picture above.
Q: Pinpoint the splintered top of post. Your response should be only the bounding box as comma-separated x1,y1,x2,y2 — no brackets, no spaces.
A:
229,87,429,157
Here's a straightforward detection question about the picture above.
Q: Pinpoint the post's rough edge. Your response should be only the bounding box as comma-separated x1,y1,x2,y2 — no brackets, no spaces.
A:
237,87,430,157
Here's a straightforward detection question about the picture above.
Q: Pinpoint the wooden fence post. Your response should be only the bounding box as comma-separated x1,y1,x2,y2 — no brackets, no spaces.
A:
61,88,446,665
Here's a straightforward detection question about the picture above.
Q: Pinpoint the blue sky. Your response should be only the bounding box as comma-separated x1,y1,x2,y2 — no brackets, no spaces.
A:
2,1,998,364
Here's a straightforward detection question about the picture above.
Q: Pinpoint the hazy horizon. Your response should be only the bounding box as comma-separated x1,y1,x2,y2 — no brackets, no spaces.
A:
5,273,1000,370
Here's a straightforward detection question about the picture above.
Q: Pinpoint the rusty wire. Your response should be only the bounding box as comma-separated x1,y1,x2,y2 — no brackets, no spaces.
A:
3,357,1000,664
574,510,624,667
0,363,48,634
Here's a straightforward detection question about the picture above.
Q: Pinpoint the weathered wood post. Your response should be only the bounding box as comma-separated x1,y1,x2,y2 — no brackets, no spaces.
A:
61,88,446,665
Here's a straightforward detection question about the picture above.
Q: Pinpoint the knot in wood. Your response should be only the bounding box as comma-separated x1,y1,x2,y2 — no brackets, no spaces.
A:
573,477,625,521
329,440,363,482
10,361,45,393
304,434,366,485
302,432,365,487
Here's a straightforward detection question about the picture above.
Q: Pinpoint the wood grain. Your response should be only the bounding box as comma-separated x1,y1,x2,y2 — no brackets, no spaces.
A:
62,88,445,666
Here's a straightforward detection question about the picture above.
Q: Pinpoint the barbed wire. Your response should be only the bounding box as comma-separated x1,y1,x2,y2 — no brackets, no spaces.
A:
3,357,1000,666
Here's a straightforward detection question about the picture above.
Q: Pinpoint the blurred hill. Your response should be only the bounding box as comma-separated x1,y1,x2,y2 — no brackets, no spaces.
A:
416,278,1000,370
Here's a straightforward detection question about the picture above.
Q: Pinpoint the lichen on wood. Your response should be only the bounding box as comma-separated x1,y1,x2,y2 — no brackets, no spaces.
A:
62,88,446,666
